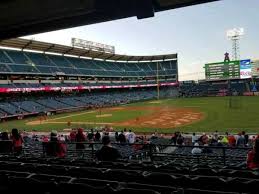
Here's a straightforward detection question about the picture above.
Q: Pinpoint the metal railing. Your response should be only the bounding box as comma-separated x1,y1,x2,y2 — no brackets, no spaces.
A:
0,140,251,166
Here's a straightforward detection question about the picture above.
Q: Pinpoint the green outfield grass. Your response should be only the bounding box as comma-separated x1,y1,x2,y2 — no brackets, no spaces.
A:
1,96,259,133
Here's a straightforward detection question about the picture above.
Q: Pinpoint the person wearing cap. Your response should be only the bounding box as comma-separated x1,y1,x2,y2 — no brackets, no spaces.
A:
45,131,66,158
96,135,121,161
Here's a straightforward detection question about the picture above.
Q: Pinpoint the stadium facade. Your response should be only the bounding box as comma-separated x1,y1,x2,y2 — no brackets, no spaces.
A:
0,38,179,120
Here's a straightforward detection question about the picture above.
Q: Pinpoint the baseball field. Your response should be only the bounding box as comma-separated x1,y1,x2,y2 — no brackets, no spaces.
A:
1,96,259,133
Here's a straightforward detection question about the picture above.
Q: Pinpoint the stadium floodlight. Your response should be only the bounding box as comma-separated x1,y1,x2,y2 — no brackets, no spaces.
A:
226,28,245,60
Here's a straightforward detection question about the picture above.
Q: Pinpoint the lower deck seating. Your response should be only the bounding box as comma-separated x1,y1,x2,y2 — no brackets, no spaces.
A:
0,87,177,117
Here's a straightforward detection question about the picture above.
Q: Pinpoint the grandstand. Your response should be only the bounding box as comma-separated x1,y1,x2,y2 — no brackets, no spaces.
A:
0,38,178,120
0,38,177,78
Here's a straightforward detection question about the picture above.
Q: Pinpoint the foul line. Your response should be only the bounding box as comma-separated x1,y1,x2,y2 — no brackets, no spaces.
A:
44,121,113,125
47,110,96,121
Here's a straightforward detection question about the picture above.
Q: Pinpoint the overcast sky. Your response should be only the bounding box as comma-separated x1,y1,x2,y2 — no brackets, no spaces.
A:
23,0,259,81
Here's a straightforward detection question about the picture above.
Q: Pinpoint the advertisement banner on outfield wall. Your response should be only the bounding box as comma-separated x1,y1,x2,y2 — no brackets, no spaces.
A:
252,60,259,77
0,82,178,93
243,92,254,96
240,59,252,79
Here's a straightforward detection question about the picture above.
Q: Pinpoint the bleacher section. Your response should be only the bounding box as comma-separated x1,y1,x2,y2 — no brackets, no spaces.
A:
179,80,252,97
0,49,177,78
0,87,178,118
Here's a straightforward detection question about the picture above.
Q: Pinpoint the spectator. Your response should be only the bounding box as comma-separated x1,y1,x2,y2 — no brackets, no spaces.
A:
1,132,9,140
171,132,179,145
132,139,143,151
96,135,121,161
236,133,245,147
0,132,12,153
210,136,218,145
191,133,198,145
192,143,202,155
65,135,70,142
154,129,158,137
42,135,49,142
176,133,184,145
227,133,236,147
202,144,213,154
45,131,66,158
247,139,259,169
69,129,76,142
151,133,158,140
34,135,40,142
76,128,86,158
217,139,224,147
199,133,209,145
123,128,129,137
94,130,101,142
11,128,24,155
221,135,229,145
242,131,249,146
115,131,119,142
251,136,257,144
118,130,126,144
127,130,136,144
59,134,65,142
87,128,94,141
213,130,219,141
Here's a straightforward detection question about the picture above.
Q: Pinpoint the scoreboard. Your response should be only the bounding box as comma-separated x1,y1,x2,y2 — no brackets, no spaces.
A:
204,60,251,80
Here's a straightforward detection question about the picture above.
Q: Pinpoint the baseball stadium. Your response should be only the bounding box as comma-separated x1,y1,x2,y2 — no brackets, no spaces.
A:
0,0,259,194
0,39,258,133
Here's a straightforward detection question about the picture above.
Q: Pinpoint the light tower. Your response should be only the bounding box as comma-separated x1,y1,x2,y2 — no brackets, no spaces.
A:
226,28,244,61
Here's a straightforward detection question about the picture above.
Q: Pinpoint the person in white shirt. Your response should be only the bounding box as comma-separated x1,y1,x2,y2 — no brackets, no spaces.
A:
123,128,129,138
59,134,65,142
192,143,202,155
127,130,136,144
192,133,198,145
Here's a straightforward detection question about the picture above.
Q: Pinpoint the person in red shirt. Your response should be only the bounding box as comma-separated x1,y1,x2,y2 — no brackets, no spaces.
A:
247,139,259,169
69,129,76,142
42,135,49,142
226,133,236,147
76,128,86,158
